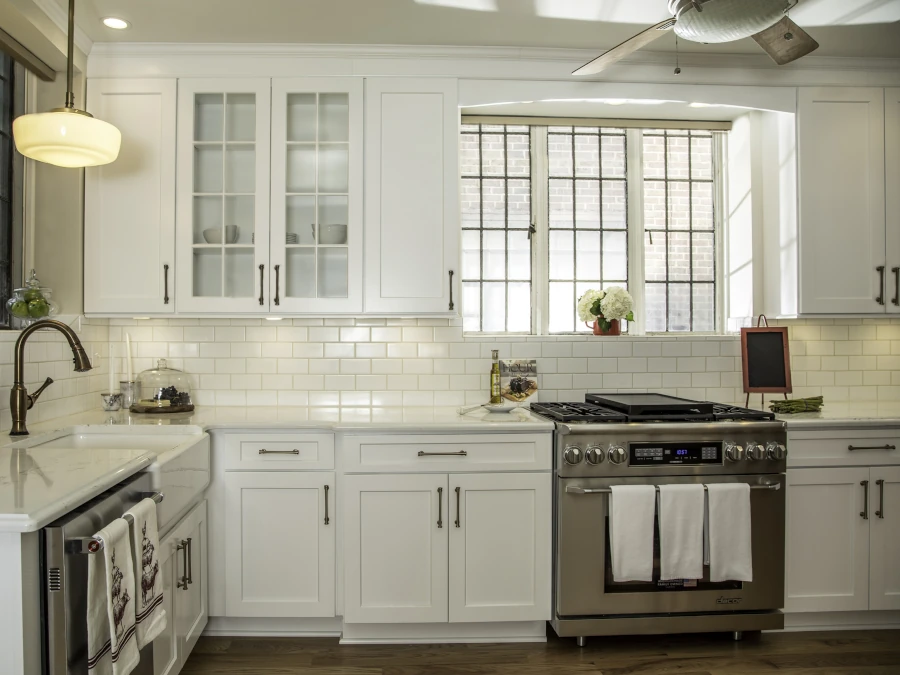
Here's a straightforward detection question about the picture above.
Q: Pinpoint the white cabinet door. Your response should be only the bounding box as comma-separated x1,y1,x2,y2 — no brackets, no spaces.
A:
798,88,886,314
176,79,271,313
224,471,335,617
886,88,900,313
870,466,900,610
153,523,179,675
785,468,870,612
270,78,363,313
448,473,551,623
85,79,176,314
174,501,207,660
364,78,460,314
344,473,449,623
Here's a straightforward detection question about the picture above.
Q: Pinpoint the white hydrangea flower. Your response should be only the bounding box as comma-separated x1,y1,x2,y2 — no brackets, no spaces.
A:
576,289,605,322
599,286,634,321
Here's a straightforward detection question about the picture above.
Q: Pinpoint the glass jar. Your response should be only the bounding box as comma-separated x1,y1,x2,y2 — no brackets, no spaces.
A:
135,359,194,408
6,270,59,329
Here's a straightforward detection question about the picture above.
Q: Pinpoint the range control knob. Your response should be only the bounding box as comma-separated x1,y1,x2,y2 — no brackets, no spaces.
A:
746,443,766,461
607,445,627,465
766,442,787,461
585,445,605,465
724,443,745,462
563,445,584,465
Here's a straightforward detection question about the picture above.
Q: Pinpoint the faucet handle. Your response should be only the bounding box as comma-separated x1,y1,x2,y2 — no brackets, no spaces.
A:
27,377,54,409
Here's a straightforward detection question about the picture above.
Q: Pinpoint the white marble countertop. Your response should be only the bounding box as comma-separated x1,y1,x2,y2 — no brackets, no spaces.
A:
773,402,900,430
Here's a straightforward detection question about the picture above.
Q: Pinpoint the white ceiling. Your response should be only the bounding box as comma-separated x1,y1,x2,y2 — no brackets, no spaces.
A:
462,99,752,121
63,0,900,58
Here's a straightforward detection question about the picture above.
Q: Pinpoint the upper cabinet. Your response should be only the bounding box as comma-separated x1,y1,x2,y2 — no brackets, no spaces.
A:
85,79,177,315
886,88,900,314
364,78,460,315
175,79,272,313
797,87,886,314
270,78,363,313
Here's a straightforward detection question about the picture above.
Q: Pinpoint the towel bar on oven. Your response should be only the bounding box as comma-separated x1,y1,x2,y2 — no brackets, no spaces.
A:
566,483,780,495
67,491,164,554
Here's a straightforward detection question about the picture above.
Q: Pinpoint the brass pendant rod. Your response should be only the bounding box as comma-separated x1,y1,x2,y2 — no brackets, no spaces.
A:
65,0,75,109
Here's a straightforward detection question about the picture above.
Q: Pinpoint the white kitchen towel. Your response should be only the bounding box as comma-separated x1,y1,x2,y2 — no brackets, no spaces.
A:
87,518,140,675
657,484,705,581
124,498,167,647
706,483,753,582
609,485,656,582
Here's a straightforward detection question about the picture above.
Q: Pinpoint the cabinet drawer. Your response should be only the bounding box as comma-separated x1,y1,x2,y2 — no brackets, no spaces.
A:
218,433,334,470
342,433,552,473
788,429,900,467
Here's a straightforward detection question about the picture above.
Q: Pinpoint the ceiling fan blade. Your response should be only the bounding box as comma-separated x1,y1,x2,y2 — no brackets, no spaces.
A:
751,16,819,66
573,18,677,76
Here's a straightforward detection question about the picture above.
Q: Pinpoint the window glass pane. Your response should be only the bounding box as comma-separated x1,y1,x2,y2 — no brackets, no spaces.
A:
574,134,599,178
549,231,574,280
549,282,574,333
645,283,667,332
548,134,573,177
693,284,716,331
601,134,626,178
549,178,573,229
603,231,628,281
602,180,627,229
460,124,532,332
575,181,600,229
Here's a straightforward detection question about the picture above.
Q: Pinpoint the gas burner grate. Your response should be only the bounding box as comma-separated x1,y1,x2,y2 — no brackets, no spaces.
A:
529,402,627,423
712,404,776,421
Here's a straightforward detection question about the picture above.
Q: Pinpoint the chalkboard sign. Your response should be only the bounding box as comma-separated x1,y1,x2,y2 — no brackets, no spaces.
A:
741,327,792,394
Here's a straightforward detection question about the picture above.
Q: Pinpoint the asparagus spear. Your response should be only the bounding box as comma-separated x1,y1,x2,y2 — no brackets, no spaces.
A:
769,396,824,414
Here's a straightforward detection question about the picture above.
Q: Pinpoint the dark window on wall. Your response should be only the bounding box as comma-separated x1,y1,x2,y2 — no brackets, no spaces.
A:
0,52,18,328
459,123,532,332
642,129,716,332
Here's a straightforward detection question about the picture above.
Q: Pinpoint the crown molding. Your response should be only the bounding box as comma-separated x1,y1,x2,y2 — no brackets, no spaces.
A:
31,0,93,56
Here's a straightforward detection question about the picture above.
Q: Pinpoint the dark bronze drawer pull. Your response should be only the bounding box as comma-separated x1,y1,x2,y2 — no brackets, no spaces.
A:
876,479,885,519
259,264,265,305
876,265,885,305
163,264,170,305
848,444,896,452
437,487,443,529
274,264,281,306
448,270,455,311
861,480,869,520
418,450,467,457
258,448,299,455
324,485,330,525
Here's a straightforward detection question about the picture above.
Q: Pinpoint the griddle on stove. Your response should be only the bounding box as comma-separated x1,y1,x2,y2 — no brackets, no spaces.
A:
530,393,774,423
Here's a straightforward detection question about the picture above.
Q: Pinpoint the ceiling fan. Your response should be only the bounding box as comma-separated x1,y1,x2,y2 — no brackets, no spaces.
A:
573,0,819,76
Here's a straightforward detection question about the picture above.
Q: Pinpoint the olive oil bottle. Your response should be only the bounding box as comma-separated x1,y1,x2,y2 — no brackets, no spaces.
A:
490,350,502,404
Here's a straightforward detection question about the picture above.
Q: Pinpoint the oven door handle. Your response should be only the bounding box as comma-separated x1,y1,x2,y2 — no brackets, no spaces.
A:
565,483,781,494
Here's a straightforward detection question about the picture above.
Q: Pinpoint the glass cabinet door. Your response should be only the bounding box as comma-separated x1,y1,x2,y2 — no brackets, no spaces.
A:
270,78,363,313
176,79,271,312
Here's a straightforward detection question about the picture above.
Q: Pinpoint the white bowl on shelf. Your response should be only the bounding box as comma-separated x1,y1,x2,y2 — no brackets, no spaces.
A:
318,224,347,245
203,225,239,244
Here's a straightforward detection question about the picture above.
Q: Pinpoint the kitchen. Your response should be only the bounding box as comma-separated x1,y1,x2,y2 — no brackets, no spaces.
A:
0,0,899,673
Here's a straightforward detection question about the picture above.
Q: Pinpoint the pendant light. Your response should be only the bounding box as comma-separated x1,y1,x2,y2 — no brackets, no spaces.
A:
12,0,121,168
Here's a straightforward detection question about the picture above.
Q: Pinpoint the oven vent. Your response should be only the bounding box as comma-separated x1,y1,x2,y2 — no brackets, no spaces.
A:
47,568,61,592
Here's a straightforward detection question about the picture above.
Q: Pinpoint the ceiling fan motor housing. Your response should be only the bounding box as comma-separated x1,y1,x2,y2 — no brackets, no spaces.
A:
668,0,791,43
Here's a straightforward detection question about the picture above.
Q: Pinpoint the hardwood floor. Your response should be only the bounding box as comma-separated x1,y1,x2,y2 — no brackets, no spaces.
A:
181,629,900,674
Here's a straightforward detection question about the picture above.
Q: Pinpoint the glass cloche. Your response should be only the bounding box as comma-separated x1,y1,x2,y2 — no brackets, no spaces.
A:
134,358,194,411
6,270,59,329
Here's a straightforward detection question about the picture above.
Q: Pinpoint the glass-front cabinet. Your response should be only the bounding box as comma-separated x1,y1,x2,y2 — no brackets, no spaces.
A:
176,79,271,313
270,78,363,313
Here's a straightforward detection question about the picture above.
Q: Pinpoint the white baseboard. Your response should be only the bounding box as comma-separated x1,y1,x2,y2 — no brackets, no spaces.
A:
204,616,343,637
780,611,900,632
340,621,547,644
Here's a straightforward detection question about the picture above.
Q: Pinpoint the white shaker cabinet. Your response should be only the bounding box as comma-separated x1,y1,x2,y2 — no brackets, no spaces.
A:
175,79,271,313
869,466,900,610
343,473,449,623
85,79,176,315
448,473,551,623
223,471,335,617
153,522,179,675
797,87,886,314
270,78,364,313
364,78,460,315
886,88,900,313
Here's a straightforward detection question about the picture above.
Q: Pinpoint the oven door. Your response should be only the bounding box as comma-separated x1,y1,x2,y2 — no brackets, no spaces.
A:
555,473,785,617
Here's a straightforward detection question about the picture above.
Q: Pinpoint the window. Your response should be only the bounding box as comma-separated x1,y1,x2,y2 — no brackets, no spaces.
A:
460,120,724,335
0,52,23,329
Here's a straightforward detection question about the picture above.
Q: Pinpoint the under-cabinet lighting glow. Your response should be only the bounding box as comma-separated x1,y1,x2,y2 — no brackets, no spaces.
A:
102,17,130,29
266,317,284,321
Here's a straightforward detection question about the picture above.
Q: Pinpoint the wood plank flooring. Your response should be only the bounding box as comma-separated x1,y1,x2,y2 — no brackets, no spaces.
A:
181,629,900,674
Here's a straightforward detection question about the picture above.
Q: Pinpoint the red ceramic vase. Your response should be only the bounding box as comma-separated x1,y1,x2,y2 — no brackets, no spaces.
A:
584,319,621,336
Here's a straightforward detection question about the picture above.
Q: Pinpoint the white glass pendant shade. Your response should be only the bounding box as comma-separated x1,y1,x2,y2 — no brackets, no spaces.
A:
13,108,121,168
670,0,789,43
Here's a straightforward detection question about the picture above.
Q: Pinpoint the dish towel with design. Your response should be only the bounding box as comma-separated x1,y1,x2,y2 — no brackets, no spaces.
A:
609,485,656,582
657,484,705,581
87,518,140,675
124,497,167,647
706,483,753,582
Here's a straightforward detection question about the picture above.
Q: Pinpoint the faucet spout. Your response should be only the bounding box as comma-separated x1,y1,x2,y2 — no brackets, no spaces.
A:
9,319,93,436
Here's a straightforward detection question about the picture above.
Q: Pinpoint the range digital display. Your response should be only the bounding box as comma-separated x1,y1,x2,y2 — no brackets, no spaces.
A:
630,442,723,465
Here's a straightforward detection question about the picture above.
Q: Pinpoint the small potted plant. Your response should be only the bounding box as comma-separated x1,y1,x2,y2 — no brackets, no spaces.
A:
577,286,635,336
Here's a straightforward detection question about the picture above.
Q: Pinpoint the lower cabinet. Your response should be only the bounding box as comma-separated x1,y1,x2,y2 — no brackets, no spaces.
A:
785,466,900,613
343,472,550,624
154,500,208,675
224,471,335,617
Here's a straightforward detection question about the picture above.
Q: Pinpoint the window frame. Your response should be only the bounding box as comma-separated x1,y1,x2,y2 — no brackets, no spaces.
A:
0,54,25,330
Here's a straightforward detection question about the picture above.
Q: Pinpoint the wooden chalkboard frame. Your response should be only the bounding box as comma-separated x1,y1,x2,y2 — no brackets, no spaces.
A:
741,326,792,394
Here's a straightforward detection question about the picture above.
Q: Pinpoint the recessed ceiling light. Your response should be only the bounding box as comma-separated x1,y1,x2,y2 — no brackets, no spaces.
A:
102,17,130,30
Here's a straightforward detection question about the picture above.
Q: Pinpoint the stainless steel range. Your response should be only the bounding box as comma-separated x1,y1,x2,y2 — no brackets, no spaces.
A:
530,394,787,647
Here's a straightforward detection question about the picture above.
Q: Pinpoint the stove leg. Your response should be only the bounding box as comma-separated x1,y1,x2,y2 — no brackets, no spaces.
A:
576,636,587,648
732,631,744,641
